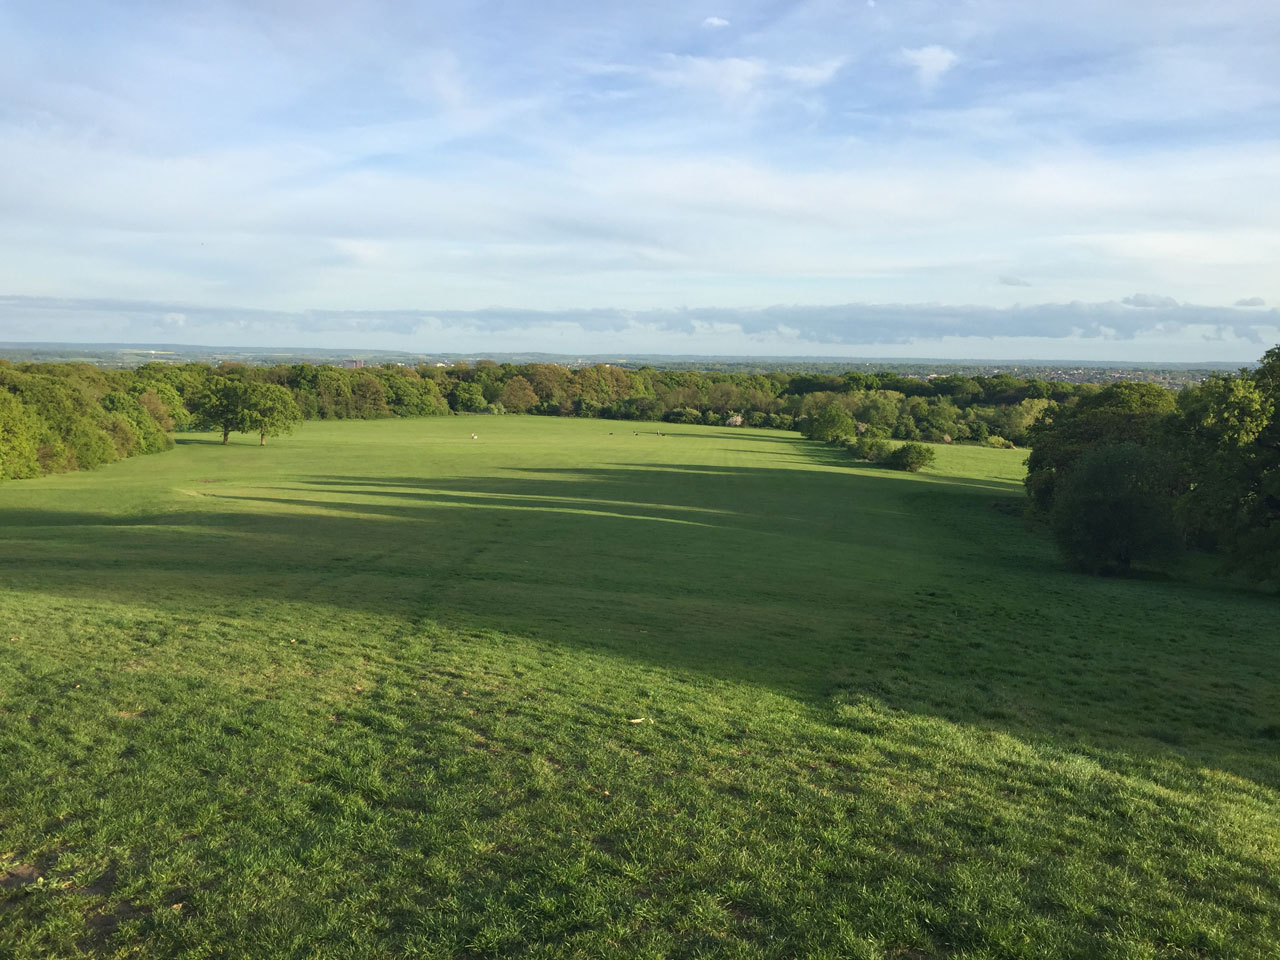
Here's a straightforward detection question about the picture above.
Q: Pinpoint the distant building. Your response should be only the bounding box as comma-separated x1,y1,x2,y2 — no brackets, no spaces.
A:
341,359,365,370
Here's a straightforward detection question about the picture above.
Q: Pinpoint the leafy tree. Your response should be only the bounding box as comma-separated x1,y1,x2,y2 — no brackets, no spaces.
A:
0,390,41,479
244,383,302,445
351,375,391,418
1049,443,1181,576
1026,382,1175,512
499,376,539,413
803,404,856,443
193,378,254,443
1173,368,1279,581
449,381,487,413
194,379,301,445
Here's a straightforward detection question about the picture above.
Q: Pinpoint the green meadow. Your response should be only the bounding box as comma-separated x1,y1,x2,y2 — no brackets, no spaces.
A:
2,417,1278,959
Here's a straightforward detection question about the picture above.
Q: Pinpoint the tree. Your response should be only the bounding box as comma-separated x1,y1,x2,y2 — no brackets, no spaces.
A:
1173,368,1279,582
193,378,253,443
0,390,41,480
244,383,302,445
193,379,301,445
1025,381,1175,512
449,381,487,413
803,403,856,442
1049,443,1181,576
499,376,539,413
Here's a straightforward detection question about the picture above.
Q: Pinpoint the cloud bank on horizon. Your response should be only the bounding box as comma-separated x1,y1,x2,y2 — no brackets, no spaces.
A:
3,294,1275,363
1,1,1278,360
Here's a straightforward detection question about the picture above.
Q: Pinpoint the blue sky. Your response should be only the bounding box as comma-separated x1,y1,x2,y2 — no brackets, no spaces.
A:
1,0,1278,360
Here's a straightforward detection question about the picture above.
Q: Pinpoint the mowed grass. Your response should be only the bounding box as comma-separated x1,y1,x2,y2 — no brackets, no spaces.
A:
1,417,1278,959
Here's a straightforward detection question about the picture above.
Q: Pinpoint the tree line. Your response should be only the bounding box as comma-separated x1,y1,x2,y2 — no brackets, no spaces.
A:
1,357,1114,481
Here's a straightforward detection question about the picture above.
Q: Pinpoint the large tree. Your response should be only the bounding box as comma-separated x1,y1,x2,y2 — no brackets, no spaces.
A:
1173,358,1279,582
499,376,539,414
194,378,301,445
1049,443,1181,576
193,378,254,443
1025,381,1175,512
244,383,303,445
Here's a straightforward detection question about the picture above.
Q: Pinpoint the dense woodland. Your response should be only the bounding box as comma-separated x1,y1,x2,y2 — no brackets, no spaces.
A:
1,351,1276,585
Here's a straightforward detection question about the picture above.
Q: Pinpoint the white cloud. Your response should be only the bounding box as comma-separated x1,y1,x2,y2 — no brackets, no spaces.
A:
655,55,768,102
702,16,730,29
901,45,959,91
634,54,845,109
779,58,846,87
1122,293,1180,309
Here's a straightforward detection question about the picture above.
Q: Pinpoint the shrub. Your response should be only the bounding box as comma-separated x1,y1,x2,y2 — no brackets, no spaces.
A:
847,437,893,462
885,442,936,472
664,407,702,425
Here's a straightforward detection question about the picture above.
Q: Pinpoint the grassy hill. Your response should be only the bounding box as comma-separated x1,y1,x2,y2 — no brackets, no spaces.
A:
2,418,1277,958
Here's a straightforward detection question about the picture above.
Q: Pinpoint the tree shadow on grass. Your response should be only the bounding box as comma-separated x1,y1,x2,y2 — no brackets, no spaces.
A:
1,454,1279,791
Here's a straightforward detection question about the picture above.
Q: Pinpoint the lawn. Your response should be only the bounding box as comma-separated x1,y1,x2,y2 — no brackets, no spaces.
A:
1,417,1277,958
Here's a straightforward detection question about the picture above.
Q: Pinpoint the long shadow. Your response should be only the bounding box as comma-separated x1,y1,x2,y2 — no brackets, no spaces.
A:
2,457,1278,790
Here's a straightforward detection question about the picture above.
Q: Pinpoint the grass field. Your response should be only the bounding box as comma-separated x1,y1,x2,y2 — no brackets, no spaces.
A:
2,417,1278,959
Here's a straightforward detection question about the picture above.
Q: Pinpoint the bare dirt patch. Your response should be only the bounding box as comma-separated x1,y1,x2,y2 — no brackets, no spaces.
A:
0,863,42,889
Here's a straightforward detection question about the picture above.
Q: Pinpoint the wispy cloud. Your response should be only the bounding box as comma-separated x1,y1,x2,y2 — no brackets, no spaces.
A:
702,16,730,29
901,45,959,92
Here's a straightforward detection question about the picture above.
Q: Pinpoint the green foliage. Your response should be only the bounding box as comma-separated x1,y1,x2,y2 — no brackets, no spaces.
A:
885,442,937,472
846,436,892,462
1172,369,1280,583
192,379,301,445
0,390,41,479
1026,381,1175,512
192,377,254,443
244,383,303,445
1049,443,1182,575
802,403,856,442
449,380,488,413
498,375,539,413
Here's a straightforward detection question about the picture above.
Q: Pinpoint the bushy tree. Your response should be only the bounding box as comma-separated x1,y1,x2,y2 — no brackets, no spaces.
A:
244,383,303,445
193,379,301,445
847,437,892,462
1049,443,1181,575
1026,382,1175,512
193,378,254,443
0,390,41,479
499,376,539,413
1173,363,1279,583
449,380,487,413
803,404,856,443
885,442,936,472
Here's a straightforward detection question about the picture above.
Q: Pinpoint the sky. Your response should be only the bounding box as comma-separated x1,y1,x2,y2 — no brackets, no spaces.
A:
1,0,1278,361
